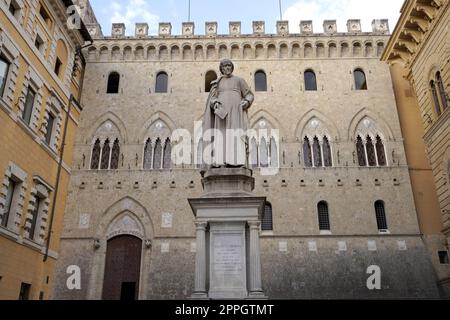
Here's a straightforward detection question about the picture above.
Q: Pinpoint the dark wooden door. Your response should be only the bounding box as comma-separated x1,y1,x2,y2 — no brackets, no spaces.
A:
102,235,142,300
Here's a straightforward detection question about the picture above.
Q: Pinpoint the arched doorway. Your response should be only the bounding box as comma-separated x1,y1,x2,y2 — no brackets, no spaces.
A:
102,235,142,300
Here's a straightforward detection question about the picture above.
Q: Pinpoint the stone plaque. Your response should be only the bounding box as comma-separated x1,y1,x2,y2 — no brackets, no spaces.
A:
209,227,247,299
214,235,243,275
279,241,288,252
368,240,377,251
161,242,170,253
338,241,347,251
190,242,196,253
308,241,317,252
79,213,90,229
397,240,407,251
161,212,173,228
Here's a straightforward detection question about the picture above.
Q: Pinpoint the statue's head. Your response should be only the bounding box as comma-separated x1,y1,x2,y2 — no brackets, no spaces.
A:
219,59,234,75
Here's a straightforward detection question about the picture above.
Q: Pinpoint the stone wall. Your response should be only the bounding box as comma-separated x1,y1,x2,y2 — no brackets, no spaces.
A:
52,22,441,299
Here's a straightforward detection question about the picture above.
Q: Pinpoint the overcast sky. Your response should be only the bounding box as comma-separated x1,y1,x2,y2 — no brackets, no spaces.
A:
89,0,404,36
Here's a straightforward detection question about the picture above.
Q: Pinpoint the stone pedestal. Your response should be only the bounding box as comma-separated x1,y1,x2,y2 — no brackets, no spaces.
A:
189,167,267,299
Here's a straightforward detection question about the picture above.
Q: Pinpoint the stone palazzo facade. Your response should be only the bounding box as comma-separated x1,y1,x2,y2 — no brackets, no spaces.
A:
52,18,442,299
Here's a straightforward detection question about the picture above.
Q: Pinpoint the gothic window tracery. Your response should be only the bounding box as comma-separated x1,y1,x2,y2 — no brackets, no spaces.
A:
90,139,101,169
355,117,388,167
301,118,333,168
90,121,122,170
110,139,120,169
143,139,153,170
303,137,312,168
100,139,111,170
249,118,279,169
163,138,172,169
153,138,162,169
313,136,322,167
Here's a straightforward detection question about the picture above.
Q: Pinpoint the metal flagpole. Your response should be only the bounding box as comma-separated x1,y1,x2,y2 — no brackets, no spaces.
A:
188,0,191,22
279,0,282,20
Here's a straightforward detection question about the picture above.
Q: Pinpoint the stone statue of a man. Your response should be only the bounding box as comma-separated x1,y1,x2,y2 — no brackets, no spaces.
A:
203,59,254,167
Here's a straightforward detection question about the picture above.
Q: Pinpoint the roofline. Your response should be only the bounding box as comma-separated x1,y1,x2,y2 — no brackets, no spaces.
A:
61,0,93,42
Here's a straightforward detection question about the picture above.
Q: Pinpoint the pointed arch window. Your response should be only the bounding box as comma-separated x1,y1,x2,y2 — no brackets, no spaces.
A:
163,138,172,169
205,70,218,92
366,136,377,167
313,136,322,167
260,138,268,168
155,71,168,93
107,72,120,94
303,136,332,168
262,202,273,231
356,135,366,166
153,138,162,169
90,139,101,169
304,70,317,91
270,137,278,167
250,137,258,168
143,139,153,170
376,136,386,166
100,139,111,170
354,69,367,90
255,70,267,92
303,137,312,167
110,139,120,169
436,72,448,111
318,201,330,231
430,80,442,116
323,137,332,167
375,200,388,231
196,139,203,169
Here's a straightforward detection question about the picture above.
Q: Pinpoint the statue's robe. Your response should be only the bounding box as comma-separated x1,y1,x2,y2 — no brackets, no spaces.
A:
203,75,254,166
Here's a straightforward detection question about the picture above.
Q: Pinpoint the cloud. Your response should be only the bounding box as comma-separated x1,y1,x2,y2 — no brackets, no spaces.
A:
109,0,159,35
283,0,404,33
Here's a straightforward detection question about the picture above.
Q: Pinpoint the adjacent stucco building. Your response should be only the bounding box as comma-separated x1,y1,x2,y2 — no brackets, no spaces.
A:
0,0,91,299
383,0,450,297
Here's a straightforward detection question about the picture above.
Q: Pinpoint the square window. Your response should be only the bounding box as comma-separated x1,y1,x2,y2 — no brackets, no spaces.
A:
45,112,55,145
18,282,31,300
438,251,449,264
1,178,17,228
22,86,36,125
54,58,62,76
35,34,45,53
0,55,10,97
39,5,51,28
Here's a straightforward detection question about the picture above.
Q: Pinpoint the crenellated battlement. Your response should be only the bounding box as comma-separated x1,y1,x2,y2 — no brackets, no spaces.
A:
85,19,390,40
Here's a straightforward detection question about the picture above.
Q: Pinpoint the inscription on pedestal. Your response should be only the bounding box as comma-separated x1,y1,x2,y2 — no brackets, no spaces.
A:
209,226,247,299
214,235,243,275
